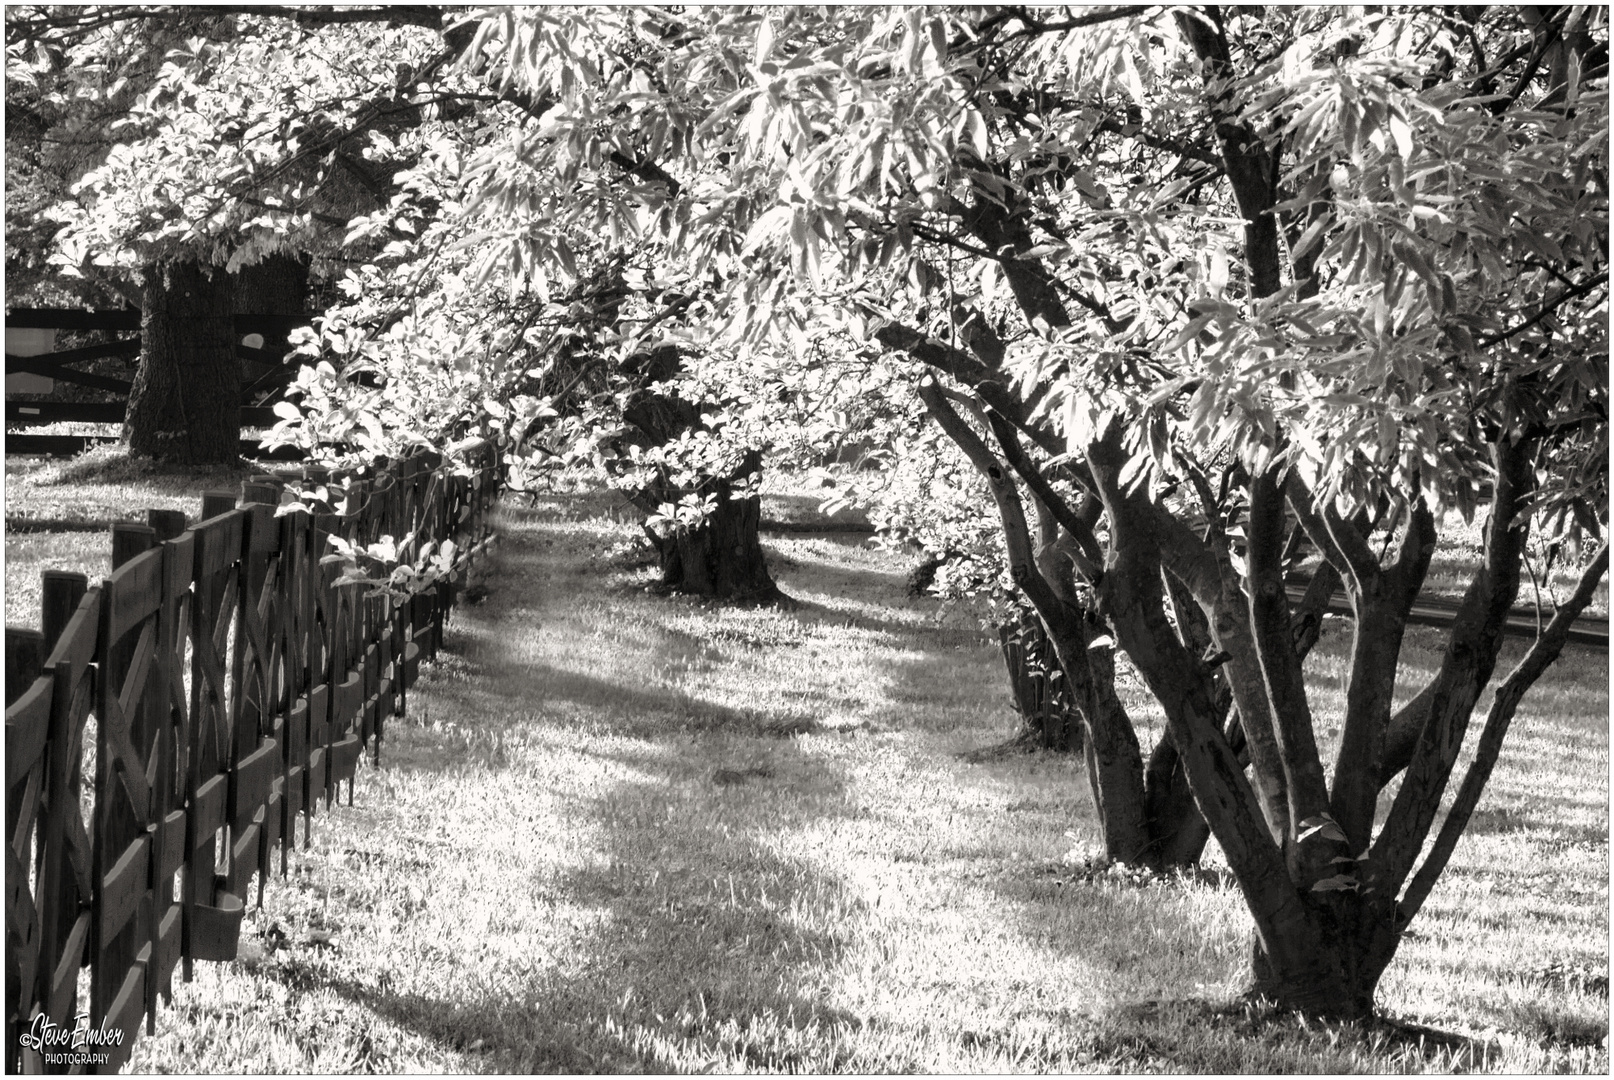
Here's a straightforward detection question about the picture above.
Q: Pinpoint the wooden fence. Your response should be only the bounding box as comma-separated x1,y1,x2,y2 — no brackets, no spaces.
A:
4,439,500,1073
5,308,312,458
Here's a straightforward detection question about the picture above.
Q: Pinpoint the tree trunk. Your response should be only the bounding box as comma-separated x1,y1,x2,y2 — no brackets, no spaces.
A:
622,347,784,605
1068,609,1209,872
1247,891,1401,1019
1143,734,1213,869
234,251,310,406
998,608,1083,752
915,381,1208,873
124,259,240,465
649,449,783,604
234,251,310,313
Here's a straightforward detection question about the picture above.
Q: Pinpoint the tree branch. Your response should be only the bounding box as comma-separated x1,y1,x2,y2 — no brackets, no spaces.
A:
1368,435,1535,893
915,378,1064,619
1396,542,1609,927
983,409,1104,576
1246,464,1333,855
1328,494,1436,852
1475,271,1610,350
1000,5,1154,41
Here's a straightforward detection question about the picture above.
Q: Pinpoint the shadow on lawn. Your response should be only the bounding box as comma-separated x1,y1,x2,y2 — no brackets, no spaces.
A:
264,501,1253,1069
306,509,1008,1069
963,854,1516,1072
528,771,874,1071
269,735,872,1071
397,644,834,753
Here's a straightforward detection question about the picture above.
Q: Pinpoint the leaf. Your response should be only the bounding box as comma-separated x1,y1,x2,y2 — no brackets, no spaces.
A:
1162,315,1214,354
1388,107,1413,160
1288,212,1332,264
1296,814,1348,844
962,108,989,160
1310,874,1359,893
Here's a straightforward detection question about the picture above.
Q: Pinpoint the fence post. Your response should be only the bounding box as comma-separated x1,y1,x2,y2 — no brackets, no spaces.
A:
6,628,45,707
41,571,88,654
183,499,246,979
301,466,332,845
201,490,236,521
148,509,187,542
237,480,282,909
91,522,157,1044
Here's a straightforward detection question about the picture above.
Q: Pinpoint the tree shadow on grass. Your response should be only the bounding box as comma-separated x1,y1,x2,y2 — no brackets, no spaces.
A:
262,745,876,1072
956,856,1518,1072
273,504,1105,1068
1093,996,1507,1072
394,646,831,769
970,838,1602,1071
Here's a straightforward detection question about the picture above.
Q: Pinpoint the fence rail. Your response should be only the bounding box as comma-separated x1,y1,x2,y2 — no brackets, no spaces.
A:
4,439,500,1073
5,308,314,458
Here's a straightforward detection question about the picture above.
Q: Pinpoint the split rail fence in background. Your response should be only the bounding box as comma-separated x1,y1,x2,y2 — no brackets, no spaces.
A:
4,439,500,1073
5,307,313,458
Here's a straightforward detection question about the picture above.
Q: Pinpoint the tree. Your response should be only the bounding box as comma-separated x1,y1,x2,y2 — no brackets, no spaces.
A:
15,6,454,462
467,4,1608,1017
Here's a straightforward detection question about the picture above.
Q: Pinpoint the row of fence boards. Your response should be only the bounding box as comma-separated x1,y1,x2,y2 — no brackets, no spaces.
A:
5,308,315,458
4,440,500,1072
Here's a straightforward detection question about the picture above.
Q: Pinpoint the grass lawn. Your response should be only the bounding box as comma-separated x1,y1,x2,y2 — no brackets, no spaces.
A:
3,447,279,626
4,458,1608,1073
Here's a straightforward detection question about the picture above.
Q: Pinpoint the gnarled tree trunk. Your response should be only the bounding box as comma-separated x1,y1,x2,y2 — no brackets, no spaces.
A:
915,380,1208,872
648,447,781,604
125,259,239,465
621,346,783,604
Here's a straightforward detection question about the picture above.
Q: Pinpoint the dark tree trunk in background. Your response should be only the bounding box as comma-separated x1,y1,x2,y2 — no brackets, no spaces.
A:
1041,602,1209,872
233,251,312,407
125,259,239,464
652,448,781,603
621,346,783,604
234,251,310,313
998,607,1083,752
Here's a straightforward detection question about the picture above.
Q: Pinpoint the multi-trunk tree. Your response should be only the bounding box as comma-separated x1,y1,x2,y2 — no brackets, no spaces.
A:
469,4,1608,1017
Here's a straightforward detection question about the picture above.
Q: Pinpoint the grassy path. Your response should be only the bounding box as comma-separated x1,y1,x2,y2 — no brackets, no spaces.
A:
122,494,1606,1073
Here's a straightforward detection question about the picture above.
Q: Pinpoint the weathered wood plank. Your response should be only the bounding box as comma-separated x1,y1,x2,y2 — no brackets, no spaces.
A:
4,337,139,371
189,775,228,843
4,354,131,394
47,912,90,1022
98,836,149,945
228,739,279,825
103,546,164,647
187,889,244,963
4,308,141,331
5,677,51,787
